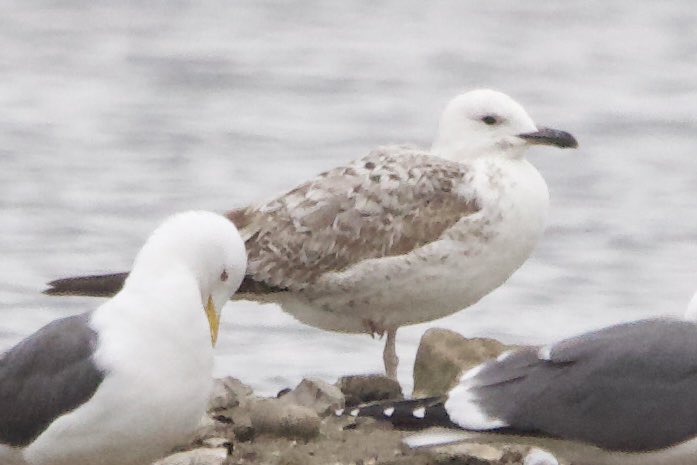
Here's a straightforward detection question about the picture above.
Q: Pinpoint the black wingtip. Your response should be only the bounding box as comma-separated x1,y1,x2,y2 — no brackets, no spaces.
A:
340,396,456,430
43,272,129,297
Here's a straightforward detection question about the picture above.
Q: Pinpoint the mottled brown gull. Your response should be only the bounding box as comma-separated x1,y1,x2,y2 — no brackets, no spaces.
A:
45,89,578,380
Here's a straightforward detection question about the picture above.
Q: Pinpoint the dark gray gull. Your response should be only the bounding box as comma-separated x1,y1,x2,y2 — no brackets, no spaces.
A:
1,211,246,465
352,314,697,465
43,89,578,380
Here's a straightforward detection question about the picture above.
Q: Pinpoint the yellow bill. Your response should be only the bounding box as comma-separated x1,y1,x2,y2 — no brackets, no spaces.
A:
205,295,219,346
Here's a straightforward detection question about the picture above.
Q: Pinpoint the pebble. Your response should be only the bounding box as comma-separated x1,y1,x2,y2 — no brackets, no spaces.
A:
249,398,321,440
152,446,228,465
412,328,516,397
336,374,403,407
524,448,559,465
282,377,345,416
208,377,254,411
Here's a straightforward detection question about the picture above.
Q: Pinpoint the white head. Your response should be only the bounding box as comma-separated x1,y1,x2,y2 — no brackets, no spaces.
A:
127,211,247,345
431,89,577,162
685,290,697,322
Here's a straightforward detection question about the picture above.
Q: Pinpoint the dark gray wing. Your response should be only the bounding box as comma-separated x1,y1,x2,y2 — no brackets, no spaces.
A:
463,318,697,452
0,313,105,447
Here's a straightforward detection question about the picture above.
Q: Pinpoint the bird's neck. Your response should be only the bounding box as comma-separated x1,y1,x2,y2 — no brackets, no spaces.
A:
98,268,208,345
88,277,214,411
431,139,527,163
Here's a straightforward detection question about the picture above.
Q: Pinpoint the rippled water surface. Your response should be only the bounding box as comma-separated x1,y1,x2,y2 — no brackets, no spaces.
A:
2,1,697,394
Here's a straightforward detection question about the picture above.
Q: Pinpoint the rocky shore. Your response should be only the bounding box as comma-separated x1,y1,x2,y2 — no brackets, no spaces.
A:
153,329,553,465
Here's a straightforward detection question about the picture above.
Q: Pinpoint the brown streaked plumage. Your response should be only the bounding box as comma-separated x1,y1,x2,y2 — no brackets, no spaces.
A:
230,145,480,295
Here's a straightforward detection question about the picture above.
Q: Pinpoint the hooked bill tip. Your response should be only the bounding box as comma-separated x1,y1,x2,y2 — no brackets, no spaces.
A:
518,127,578,149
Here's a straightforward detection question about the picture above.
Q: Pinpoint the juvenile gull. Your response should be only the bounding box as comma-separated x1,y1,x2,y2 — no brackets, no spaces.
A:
44,89,577,379
1,211,246,465
354,302,697,465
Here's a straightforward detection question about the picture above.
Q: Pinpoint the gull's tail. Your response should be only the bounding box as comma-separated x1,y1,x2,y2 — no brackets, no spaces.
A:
341,396,457,429
342,396,479,448
44,272,129,297
342,397,514,449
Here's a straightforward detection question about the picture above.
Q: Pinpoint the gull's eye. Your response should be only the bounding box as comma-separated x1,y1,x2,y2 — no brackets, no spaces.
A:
220,270,228,282
481,115,498,125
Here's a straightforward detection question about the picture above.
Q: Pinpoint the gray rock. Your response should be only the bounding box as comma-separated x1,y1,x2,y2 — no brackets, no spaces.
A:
412,328,517,398
249,398,320,440
200,437,232,450
524,448,560,465
232,419,255,443
208,377,254,411
336,374,403,407
190,414,235,444
152,446,229,465
200,410,254,443
204,381,257,443
412,442,527,465
441,443,508,461
282,377,345,416
206,408,255,443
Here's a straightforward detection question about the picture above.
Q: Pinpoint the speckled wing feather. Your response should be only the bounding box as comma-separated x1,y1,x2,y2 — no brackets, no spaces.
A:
227,145,480,294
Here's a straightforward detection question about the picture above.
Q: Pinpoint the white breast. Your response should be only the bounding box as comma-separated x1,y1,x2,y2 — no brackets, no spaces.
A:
23,287,214,465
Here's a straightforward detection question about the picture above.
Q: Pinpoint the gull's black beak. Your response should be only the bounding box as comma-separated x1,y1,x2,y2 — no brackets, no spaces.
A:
518,127,578,149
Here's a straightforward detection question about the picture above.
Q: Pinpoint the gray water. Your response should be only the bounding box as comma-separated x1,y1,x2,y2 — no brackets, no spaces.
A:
2,1,697,395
